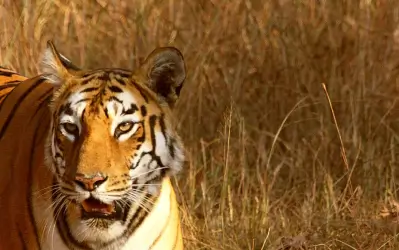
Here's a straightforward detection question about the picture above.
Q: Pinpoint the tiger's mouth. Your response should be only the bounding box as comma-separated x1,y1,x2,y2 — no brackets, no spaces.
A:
80,197,123,220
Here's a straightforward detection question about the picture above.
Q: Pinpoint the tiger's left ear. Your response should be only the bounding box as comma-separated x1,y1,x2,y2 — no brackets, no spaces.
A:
139,47,186,108
40,40,81,86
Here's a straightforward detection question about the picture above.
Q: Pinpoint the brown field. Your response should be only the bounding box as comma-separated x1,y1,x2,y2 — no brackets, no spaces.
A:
2,0,399,249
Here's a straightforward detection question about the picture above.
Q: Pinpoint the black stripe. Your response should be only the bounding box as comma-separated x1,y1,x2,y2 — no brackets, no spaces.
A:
18,229,28,250
0,70,14,77
140,105,147,117
123,104,138,115
0,78,46,140
61,103,73,115
109,85,123,93
80,87,98,93
109,96,123,104
149,115,169,177
136,121,146,143
107,187,130,193
81,108,87,122
168,138,176,159
80,75,98,85
114,77,126,86
132,151,147,169
149,115,157,147
159,114,167,144
0,83,17,93
112,70,131,78
118,194,153,238
149,115,165,168
0,82,19,90
76,98,91,104
131,82,149,103
103,198,149,247
132,115,167,175
122,196,136,223
125,203,146,229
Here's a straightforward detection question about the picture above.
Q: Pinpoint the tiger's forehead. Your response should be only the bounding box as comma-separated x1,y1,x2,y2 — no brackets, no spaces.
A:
56,70,161,117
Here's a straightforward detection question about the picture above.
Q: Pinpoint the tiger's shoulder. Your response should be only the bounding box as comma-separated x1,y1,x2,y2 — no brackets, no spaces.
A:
0,66,28,103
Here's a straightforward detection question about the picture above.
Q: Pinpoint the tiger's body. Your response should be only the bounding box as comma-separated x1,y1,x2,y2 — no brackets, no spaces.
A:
0,66,28,102
0,41,186,250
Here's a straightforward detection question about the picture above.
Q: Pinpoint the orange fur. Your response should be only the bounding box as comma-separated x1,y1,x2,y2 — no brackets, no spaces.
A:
0,66,28,102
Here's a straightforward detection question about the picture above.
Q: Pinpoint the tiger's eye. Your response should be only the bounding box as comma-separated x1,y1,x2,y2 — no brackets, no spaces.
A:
117,121,134,133
62,123,79,135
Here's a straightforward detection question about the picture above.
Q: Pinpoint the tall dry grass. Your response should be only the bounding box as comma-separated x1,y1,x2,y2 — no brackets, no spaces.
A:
2,0,399,249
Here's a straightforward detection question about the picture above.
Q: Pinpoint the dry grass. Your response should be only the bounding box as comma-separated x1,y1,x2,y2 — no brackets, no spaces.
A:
3,0,399,249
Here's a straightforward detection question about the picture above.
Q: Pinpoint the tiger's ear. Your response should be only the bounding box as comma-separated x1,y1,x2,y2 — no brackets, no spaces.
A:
40,40,81,86
139,47,186,108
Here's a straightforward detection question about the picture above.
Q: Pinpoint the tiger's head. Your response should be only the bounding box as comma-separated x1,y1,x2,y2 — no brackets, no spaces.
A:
42,41,185,243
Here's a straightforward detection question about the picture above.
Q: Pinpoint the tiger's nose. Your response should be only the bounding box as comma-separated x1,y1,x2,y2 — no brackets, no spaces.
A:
74,175,108,191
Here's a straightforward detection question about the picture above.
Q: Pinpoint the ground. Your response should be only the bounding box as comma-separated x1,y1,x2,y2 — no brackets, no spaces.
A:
2,0,399,249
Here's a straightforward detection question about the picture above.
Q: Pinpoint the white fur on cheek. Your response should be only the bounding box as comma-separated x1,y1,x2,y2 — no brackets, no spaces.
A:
127,142,148,175
154,131,168,163
129,152,152,180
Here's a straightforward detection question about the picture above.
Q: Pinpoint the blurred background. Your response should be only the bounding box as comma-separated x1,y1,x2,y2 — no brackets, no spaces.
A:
2,0,399,249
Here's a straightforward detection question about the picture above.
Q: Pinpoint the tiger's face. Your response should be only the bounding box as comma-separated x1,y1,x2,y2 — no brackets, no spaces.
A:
42,41,185,243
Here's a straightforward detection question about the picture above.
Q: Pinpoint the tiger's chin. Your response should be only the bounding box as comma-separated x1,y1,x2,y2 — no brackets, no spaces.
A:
66,198,128,243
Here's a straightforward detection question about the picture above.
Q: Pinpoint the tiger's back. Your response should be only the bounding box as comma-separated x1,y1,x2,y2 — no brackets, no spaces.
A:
0,66,28,102
0,42,186,250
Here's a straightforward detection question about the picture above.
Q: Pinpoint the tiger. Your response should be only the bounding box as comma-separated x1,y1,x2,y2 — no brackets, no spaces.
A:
0,40,186,250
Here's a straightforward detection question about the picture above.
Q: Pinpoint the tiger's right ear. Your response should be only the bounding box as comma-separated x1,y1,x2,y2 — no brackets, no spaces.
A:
40,40,81,86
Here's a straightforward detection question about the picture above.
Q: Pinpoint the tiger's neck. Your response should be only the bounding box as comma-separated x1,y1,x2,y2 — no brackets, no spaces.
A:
122,176,183,250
